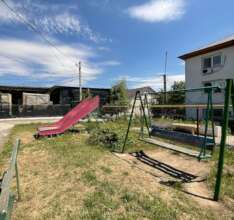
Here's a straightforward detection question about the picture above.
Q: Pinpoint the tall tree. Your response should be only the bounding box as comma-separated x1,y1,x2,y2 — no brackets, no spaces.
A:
168,81,185,104
110,80,129,106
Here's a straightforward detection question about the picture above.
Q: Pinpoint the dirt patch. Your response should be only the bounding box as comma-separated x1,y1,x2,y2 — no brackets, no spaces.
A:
113,148,232,215
17,131,35,145
94,153,177,206
117,149,210,181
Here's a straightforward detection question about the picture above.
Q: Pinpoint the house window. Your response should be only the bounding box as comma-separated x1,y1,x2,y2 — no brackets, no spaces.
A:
203,57,212,69
202,54,223,74
213,55,222,67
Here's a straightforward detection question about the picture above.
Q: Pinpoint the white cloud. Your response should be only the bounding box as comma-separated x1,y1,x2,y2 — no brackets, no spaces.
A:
36,13,108,43
0,0,26,23
36,13,81,35
0,38,105,86
120,73,185,90
128,0,186,23
97,46,110,52
98,60,121,66
0,1,109,43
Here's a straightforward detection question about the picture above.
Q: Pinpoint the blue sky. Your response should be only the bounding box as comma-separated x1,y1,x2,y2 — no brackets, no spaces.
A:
0,0,234,90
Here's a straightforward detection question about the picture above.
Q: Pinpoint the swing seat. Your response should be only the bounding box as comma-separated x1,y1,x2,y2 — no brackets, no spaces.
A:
151,126,215,151
142,137,211,159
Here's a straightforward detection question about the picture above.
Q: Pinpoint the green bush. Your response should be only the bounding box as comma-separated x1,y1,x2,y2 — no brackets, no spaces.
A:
85,121,100,133
87,123,134,151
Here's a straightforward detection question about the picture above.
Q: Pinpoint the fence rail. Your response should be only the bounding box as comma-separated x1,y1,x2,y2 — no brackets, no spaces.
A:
0,139,20,220
0,104,72,118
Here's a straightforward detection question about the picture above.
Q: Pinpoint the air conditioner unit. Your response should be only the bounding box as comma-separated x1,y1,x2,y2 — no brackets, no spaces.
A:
213,80,226,88
203,67,212,74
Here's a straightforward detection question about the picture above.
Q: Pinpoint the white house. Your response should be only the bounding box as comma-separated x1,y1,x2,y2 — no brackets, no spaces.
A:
128,87,156,115
179,34,234,119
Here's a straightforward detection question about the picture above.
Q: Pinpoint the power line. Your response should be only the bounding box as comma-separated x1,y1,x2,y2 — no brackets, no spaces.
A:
0,0,75,71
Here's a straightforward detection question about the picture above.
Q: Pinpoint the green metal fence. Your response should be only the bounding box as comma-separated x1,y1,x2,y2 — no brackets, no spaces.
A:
0,139,20,220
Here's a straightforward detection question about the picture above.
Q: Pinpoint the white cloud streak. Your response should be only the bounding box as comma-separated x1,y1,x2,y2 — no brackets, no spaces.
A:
0,38,119,86
128,0,186,23
0,0,26,23
0,0,109,43
120,73,185,90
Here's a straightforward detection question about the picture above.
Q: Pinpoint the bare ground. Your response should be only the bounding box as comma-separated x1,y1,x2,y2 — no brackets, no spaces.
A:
114,149,231,214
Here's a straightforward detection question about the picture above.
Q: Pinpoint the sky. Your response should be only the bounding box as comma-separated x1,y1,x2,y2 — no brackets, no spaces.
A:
0,0,234,90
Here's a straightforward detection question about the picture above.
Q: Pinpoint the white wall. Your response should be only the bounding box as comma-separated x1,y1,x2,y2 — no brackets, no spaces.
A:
185,46,234,119
128,94,155,116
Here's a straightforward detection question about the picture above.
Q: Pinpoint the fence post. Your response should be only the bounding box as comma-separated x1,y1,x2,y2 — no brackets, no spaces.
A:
14,138,21,201
214,79,232,201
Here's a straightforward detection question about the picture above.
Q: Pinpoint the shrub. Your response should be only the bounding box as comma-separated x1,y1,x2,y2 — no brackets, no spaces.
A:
87,123,134,151
85,121,100,133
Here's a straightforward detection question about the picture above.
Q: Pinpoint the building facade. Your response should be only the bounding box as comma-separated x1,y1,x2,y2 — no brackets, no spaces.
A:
128,87,156,116
179,34,234,121
0,85,110,118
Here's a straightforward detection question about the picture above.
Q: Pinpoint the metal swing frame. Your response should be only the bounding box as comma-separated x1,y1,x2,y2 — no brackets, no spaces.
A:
122,86,218,160
121,79,234,201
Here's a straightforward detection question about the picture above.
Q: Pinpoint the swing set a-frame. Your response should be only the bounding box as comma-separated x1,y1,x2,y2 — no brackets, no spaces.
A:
122,86,218,160
121,79,234,201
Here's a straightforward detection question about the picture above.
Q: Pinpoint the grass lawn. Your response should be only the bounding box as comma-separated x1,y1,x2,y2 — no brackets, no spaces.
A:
0,121,233,219
208,147,234,211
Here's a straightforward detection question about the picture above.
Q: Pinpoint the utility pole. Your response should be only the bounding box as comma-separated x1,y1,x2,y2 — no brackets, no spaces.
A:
163,51,168,104
77,61,82,102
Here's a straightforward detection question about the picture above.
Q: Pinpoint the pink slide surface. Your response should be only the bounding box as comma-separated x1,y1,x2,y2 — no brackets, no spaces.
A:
37,96,100,137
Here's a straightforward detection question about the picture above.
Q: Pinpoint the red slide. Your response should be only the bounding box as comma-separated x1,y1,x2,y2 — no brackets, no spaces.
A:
36,96,100,137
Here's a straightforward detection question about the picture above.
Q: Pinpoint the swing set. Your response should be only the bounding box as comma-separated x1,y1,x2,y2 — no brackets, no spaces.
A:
122,86,218,160
121,79,234,201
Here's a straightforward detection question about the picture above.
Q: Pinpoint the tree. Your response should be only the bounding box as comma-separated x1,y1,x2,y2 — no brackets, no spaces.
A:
168,81,185,104
105,80,129,116
110,80,129,106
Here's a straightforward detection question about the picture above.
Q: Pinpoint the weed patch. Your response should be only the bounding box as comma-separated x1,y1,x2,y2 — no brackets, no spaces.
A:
208,148,234,203
81,170,98,186
100,166,112,174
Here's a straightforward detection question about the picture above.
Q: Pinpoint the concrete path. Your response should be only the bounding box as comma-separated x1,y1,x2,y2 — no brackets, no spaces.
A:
0,123,14,152
0,117,62,152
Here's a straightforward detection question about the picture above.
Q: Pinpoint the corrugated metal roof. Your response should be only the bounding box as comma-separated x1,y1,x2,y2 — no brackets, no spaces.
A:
0,85,110,93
